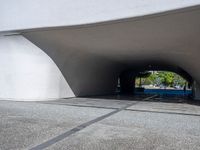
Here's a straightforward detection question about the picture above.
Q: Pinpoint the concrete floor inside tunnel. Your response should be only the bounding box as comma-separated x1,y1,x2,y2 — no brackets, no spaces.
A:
82,94,193,104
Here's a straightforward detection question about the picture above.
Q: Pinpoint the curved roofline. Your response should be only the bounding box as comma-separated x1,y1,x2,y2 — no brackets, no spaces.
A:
3,4,200,34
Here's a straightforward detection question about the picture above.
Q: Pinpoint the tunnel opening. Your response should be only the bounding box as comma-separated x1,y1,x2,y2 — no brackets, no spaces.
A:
117,64,194,101
134,71,192,96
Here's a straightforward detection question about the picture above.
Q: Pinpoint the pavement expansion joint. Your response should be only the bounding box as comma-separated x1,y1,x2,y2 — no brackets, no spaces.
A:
30,95,155,150
125,108,200,117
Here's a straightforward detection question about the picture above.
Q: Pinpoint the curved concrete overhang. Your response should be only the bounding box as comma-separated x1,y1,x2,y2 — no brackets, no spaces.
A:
1,0,200,32
18,5,200,97
1,2,200,99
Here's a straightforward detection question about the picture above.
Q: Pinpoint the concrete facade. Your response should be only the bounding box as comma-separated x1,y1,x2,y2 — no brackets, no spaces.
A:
1,1,200,100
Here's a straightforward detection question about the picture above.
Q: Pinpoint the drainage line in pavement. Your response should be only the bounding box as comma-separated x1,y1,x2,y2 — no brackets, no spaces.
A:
30,95,154,150
39,102,118,110
125,109,200,117
39,94,157,110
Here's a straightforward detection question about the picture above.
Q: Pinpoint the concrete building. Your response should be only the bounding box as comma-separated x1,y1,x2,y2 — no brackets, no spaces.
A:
1,0,200,100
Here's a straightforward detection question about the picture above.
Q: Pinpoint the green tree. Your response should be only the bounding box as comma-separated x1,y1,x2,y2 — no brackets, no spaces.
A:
136,71,151,87
135,71,187,88
158,71,174,87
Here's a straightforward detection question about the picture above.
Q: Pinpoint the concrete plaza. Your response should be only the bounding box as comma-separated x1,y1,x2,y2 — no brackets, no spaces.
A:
1,95,200,150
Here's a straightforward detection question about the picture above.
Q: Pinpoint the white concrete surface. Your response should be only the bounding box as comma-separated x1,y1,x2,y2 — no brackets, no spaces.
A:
0,35,74,100
23,5,200,98
1,0,200,31
1,1,200,100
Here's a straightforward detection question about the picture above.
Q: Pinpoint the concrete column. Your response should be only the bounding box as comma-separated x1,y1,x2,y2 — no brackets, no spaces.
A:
192,81,200,100
120,71,135,94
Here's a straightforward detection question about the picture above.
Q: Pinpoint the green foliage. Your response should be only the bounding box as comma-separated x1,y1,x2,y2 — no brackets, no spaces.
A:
135,71,187,88
157,71,174,87
135,71,152,87
143,78,152,85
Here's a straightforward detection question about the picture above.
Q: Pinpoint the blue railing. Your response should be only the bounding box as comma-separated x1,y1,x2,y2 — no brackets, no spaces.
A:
142,89,192,95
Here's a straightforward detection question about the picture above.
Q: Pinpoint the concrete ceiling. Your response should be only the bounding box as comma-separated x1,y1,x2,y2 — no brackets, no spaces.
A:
14,5,199,96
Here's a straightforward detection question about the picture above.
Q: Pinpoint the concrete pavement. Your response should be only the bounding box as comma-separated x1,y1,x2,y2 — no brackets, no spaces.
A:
1,96,200,150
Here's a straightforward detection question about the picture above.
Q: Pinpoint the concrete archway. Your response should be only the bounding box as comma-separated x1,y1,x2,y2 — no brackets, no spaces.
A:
1,2,200,100
19,5,200,99
119,63,193,94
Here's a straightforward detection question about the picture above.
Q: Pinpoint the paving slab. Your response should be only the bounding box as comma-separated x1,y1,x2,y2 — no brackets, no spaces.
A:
47,110,200,150
127,101,200,115
1,97,200,150
0,100,113,150
40,97,135,109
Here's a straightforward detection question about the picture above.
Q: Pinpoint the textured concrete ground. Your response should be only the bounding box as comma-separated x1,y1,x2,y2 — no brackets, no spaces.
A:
1,96,200,150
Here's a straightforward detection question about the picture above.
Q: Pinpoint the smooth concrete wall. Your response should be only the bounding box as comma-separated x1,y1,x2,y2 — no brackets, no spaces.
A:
1,0,200,31
23,33,124,96
0,35,74,100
